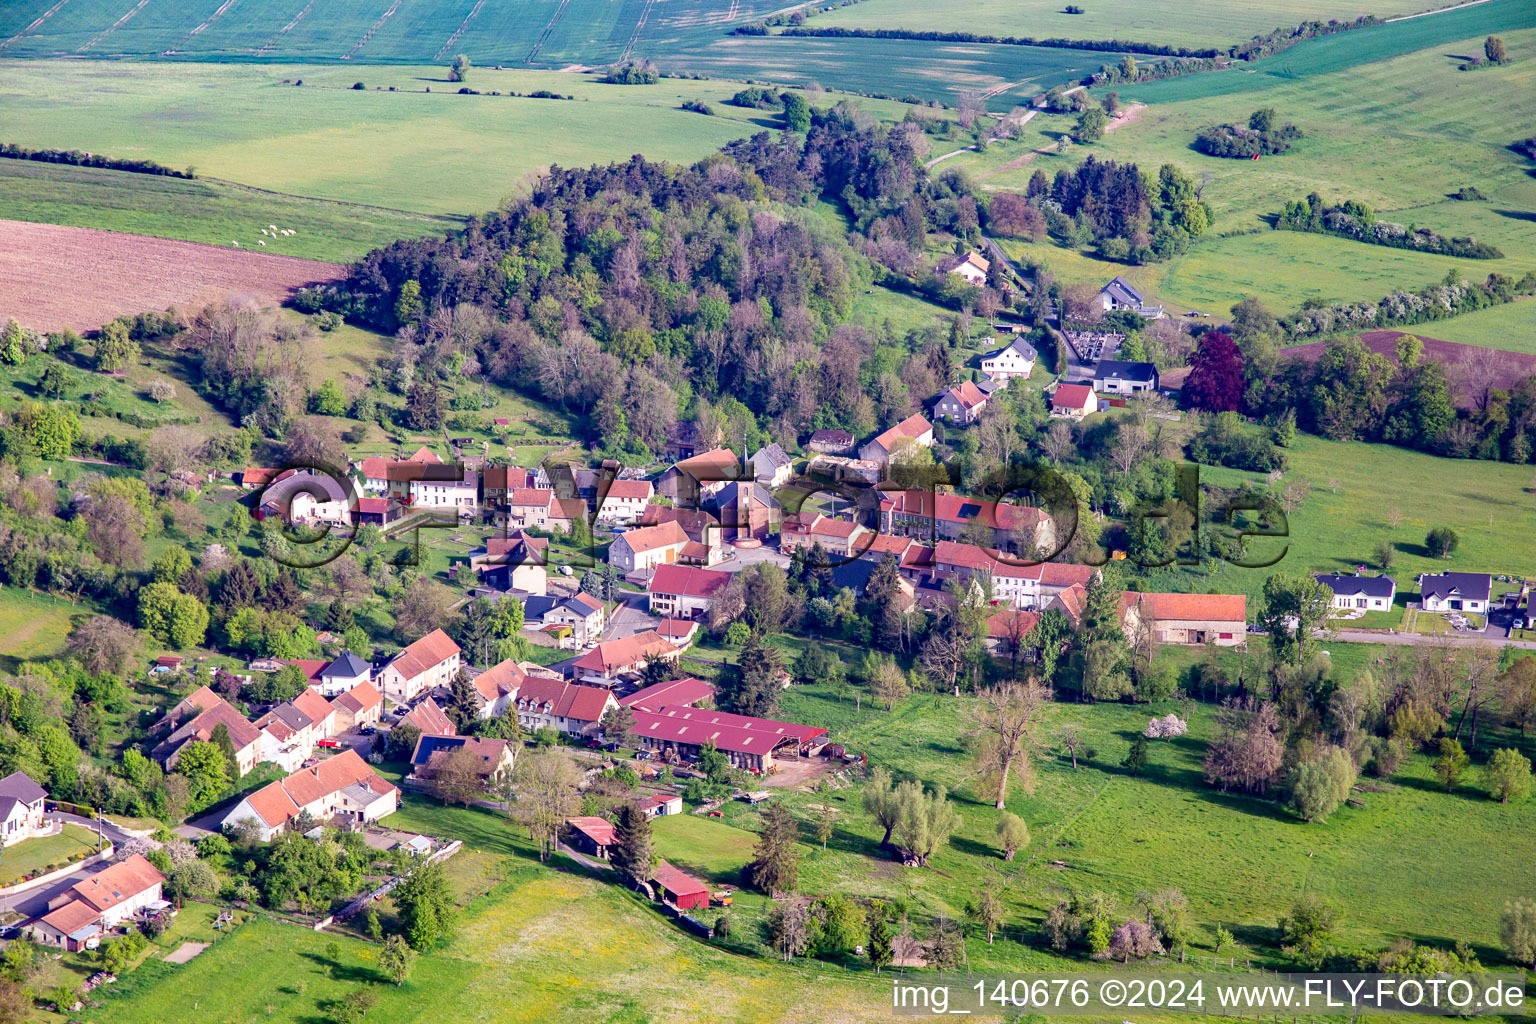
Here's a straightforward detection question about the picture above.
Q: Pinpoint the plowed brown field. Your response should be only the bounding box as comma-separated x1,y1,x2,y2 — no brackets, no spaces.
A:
0,219,347,332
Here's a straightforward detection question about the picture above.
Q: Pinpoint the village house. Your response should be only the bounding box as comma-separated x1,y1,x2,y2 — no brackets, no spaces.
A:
480,465,532,507
1092,360,1160,395
860,413,934,468
216,750,399,842
647,563,733,620
330,680,384,733
1098,276,1163,317
655,448,741,506
779,513,870,559
1315,572,1398,613
1121,592,1248,646
407,464,479,515
748,443,795,488
932,381,990,425
408,735,515,783
636,793,684,818
1050,382,1099,419
255,687,339,773
524,592,607,647
636,506,725,566
980,337,1038,384
502,488,558,530
880,491,1055,554
985,609,1042,656
256,470,361,527
1418,572,1492,615
989,556,1097,610
400,697,457,739
807,429,856,455
630,706,827,774
609,519,690,575
0,771,48,846
514,676,616,737
317,651,371,697
471,658,536,718
945,250,990,286
26,855,165,952
570,631,680,686
595,478,654,525
474,532,550,596
150,686,263,776
377,629,462,704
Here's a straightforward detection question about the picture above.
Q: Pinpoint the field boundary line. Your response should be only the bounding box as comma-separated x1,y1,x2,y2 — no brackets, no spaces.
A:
434,0,488,60
1386,0,1496,21
621,0,658,62
526,0,573,64
78,0,151,53
341,0,403,61
0,0,72,51
163,0,239,55
255,0,314,55
197,176,470,222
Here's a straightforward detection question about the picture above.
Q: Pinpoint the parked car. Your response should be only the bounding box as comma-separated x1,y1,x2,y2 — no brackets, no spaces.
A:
316,739,343,749
1514,618,1526,630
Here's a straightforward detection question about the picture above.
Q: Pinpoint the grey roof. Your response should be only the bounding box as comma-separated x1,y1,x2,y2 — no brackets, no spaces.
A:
522,595,561,621
1094,360,1158,384
808,429,854,444
1101,275,1145,305
751,443,793,469
1315,573,1397,600
1419,572,1492,603
986,337,1039,362
323,651,371,679
0,771,46,804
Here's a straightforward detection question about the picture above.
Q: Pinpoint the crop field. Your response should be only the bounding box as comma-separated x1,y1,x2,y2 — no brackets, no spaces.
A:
0,0,783,67
0,61,927,218
806,0,1444,52
965,22,1536,313
0,218,344,332
1410,297,1536,352
653,34,1123,106
0,160,463,263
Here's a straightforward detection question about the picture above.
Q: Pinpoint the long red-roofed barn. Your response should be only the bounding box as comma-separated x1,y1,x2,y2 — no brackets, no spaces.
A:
630,705,827,774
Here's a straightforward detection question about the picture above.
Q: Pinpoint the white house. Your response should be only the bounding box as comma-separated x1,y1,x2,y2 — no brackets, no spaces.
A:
0,771,48,846
1098,276,1163,317
608,520,690,574
595,479,653,525
408,466,479,515
1092,360,1159,394
749,444,796,489
377,629,462,704
216,750,398,842
1418,572,1492,615
946,251,990,286
980,337,1038,384
317,651,371,697
1315,572,1397,613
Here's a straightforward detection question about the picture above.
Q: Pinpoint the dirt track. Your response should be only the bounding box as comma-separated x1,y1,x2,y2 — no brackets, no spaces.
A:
0,219,347,332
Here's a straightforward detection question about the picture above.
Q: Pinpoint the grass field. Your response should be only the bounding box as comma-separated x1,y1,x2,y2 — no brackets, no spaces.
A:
0,825,100,886
806,0,1444,52
0,62,930,219
1405,297,1536,353
0,0,782,67
0,589,76,672
967,22,1536,313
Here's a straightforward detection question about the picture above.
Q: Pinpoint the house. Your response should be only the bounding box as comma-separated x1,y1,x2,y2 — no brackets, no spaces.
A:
880,491,1055,554
1098,276,1162,317
514,676,616,737
400,697,457,739
619,677,716,711
330,680,384,733
407,464,478,515
647,564,733,620
480,465,530,506
469,659,555,718
26,855,165,951
565,816,616,859
408,735,514,782
608,520,690,575
350,496,401,527
636,506,724,566
655,448,741,506
985,609,1041,655
502,488,557,530
474,531,550,596
1121,592,1248,646
1092,360,1160,395
749,444,795,489
377,629,461,704
256,470,360,527
523,592,606,647
860,414,934,468
652,859,711,911
570,631,679,685
717,480,779,541
255,687,339,772
945,250,990,286
779,514,870,559
1050,383,1098,419
807,429,856,455
656,617,700,647
932,381,990,425
216,750,398,842
359,447,443,496
1418,572,1492,615
636,793,684,818
0,771,48,846
150,687,263,776
237,466,286,489
630,706,827,774
980,337,1038,384
318,651,371,697
989,557,1097,610
1315,572,1398,613
595,479,654,525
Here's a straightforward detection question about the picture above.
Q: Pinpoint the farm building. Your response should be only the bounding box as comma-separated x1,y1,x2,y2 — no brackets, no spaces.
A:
636,793,684,817
619,677,716,711
1121,592,1248,646
629,706,828,774
565,816,616,859
652,859,711,911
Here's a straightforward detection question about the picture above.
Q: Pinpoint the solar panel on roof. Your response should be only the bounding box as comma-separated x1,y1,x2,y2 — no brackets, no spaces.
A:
958,503,981,519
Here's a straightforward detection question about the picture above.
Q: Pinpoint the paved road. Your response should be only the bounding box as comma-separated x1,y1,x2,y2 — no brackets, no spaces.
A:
603,592,658,640
0,814,123,916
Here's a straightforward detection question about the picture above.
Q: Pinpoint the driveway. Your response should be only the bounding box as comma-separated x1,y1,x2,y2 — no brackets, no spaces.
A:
711,544,792,573
604,592,659,640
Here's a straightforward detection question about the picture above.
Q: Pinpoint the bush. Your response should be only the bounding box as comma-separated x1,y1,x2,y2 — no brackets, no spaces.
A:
1425,527,1459,558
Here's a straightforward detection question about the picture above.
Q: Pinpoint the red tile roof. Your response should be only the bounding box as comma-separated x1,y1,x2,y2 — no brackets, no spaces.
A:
388,628,460,682
603,480,653,500
631,706,826,757
516,677,613,723
934,540,995,572
240,749,396,828
566,815,616,847
332,680,382,715
67,854,164,913
648,564,733,600
1052,383,1094,410
869,413,932,454
652,859,710,899
886,490,1047,532
473,659,529,704
402,698,456,737
1124,591,1247,623
572,631,677,675
987,609,1040,640
619,677,716,711
944,381,988,410
616,520,689,555
284,659,329,684
508,487,554,508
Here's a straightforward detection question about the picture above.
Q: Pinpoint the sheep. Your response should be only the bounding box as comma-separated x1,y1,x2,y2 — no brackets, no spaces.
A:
258,240,266,246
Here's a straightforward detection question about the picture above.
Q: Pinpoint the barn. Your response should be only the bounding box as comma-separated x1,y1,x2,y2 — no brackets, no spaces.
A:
652,859,710,911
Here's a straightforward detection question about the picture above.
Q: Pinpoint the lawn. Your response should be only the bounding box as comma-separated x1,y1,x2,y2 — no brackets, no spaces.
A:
0,61,924,220
967,21,1536,314
0,825,101,886
0,589,77,673
806,0,1444,52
